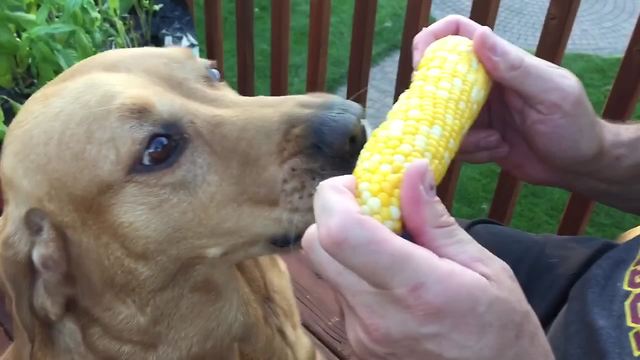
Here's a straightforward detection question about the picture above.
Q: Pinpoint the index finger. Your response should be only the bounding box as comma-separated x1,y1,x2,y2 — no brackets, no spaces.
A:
412,15,484,68
312,175,448,290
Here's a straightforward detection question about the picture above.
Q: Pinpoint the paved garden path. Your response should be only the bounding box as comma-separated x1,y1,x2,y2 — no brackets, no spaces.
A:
339,0,640,128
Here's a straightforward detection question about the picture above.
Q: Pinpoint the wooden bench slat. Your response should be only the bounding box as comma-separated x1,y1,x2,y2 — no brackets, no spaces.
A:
557,13,640,235
438,0,501,210
280,252,354,359
303,327,340,360
346,0,378,107
488,0,581,225
306,0,332,92
235,0,255,96
271,0,291,96
394,0,432,102
203,0,224,73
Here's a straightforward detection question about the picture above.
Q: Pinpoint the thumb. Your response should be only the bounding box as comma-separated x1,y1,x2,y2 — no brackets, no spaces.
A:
472,26,575,105
400,160,499,275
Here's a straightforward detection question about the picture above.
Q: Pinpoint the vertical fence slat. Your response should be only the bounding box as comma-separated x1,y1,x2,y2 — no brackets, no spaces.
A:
487,0,580,224
346,0,378,107
394,0,431,102
437,0,501,210
271,0,291,95
557,14,640,235
306,0,331,92
203,0,224,73
235,0,255,96
469,0,501,28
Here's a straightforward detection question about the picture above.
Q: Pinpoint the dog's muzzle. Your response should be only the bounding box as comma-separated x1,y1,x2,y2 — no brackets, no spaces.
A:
270,233,303,248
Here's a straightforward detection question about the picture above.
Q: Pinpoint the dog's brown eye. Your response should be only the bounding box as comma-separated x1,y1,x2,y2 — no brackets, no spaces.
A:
142,135,178,166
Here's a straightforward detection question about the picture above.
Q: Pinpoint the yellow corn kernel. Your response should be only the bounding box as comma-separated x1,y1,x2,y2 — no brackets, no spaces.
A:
353,35,492,234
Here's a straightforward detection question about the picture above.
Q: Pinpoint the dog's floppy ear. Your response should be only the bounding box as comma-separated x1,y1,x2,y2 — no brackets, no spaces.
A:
26,208,72,322
0,207,72,346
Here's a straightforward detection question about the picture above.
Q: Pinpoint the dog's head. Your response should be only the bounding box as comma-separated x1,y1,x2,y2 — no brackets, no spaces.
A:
0,47,365,351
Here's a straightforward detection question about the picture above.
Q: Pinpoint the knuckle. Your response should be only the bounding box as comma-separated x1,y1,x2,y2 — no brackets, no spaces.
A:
412,28,428,51
319,213,363,252
497,259,517,280
442,14,466,24
488,257,518,283
494,257,514,276
315,177,335,194
503,51,527,77
562,70,586,100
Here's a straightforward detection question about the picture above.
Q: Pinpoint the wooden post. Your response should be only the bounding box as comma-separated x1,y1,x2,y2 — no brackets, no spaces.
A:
203,0,224,73
235,0,255,96
306,0,331,92
346,0,378,107
271,0,291,96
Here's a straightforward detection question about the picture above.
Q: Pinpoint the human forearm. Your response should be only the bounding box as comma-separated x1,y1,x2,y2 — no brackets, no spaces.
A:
560,120,640,215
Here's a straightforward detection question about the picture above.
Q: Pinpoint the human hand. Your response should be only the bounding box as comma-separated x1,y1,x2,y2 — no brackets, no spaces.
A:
412,15,604,188
301,160,553,360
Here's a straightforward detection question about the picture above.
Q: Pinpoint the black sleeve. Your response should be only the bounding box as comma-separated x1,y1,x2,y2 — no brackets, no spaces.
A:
453,218,640,360
546,235,640,360
459,218,619,330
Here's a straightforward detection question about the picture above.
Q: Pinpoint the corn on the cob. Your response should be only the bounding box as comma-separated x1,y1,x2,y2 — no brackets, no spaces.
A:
353,35,492,234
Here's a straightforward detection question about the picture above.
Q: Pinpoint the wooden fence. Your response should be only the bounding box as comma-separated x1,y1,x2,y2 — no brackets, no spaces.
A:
186,0,640,236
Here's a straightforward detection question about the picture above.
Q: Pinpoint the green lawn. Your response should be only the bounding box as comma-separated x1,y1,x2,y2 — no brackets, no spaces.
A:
190,1,640,240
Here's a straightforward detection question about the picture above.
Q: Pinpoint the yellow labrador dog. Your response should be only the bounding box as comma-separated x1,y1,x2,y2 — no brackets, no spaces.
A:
0,47,365,359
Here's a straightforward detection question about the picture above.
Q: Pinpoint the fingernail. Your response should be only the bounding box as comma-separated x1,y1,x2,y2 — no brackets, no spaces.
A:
422,167,436,198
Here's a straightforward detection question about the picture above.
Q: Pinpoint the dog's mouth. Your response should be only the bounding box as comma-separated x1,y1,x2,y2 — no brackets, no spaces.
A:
269,232,304,248
272,118,370,250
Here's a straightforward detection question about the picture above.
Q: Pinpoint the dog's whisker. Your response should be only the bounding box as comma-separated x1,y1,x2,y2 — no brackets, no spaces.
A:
346,86,368,102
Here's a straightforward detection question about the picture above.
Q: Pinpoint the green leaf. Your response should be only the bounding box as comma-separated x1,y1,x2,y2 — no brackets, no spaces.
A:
108,0,120,14
27,23,78,37
0,96,23,114
35,3,50,23
15,37,30,72
32,43,59,85
63,0,83,17
119,0,134,14
0,122,7,141
54,48,78,70
74,31,95,58
0,55,15,88
1,12,38,29
0,94,20,137
82,1,101,22
0,24,20,55
36,62,55,85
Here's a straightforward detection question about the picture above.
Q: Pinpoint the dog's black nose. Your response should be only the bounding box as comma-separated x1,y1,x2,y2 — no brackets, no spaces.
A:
309,100,366,169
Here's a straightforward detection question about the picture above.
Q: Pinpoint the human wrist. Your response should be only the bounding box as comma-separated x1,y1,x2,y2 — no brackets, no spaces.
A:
555,119,640,214
598,119,640,183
